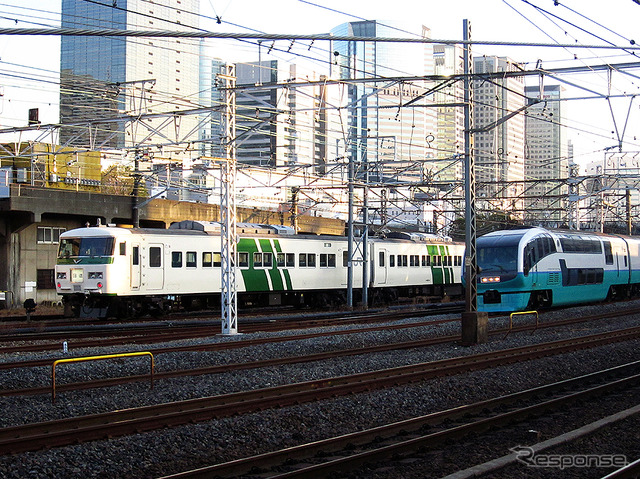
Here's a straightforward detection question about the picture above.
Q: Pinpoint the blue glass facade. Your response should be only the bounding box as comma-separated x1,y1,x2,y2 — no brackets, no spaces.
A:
331,21,433,181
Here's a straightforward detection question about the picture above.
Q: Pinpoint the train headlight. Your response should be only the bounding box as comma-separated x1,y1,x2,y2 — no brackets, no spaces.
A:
56,272,67,280
481,276,501,283
88,272,103,279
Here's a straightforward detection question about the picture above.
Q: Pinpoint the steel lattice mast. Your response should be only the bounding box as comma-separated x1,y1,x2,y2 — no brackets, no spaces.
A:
219,65,238,335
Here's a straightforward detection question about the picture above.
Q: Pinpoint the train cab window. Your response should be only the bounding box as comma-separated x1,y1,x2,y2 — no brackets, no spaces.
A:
119,242,126,255
132,246,139,266
149,247,161,268
286,253,295,267
390,255,395,267
186,251,196,268
172,251,183,268
253,252,263,268
277,253,285,267
202,252,213,267
238,252,249,268
379,252,385,267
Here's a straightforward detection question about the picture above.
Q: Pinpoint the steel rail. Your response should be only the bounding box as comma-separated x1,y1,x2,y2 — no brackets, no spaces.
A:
159,361,640,478
0,326,638,455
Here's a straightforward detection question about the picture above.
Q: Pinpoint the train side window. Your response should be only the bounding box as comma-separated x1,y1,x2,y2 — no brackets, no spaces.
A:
213,253,221,267
132,246,139,266
172,251,182,268
603,241,614,265
390,255,395,267
186,251,196,268
624,255,628,267
238,252,249,268
307,254,316,267
202,252,213,267
319,253,336,268
277,253,285,267
343,251,349,267
299,253,307,267
119,242,126,255
149,247,161,268
263,252,273,268
401,255,408,267
379,252,385,267
253,252,263,268
286,253,295,267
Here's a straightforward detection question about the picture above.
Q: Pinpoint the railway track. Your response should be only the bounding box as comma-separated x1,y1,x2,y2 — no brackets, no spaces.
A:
0,303,464,354
1,325,638,456
1,306,639,397
158,360,640,478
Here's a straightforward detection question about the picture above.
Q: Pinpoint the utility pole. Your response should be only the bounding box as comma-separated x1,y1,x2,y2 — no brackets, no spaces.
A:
218,65,238,335
132,149,141,228
461,19,488,345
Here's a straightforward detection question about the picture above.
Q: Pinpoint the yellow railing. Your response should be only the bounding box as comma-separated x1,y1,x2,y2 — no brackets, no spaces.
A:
504,310,539,338
52,352,154,403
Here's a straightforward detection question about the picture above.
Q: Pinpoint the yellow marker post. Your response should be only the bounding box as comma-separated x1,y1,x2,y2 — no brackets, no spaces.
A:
52,352,154,403
504,310,539,338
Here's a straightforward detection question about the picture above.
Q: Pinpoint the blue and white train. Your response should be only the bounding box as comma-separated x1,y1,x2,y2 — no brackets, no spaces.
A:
474,227,640,312
55,221,464,318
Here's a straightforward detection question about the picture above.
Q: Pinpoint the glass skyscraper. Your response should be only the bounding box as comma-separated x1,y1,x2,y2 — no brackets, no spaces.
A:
330,20,436,184
60,0,200,152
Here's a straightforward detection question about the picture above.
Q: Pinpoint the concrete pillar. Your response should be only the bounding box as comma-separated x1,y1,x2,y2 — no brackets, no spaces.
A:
461,311,489,345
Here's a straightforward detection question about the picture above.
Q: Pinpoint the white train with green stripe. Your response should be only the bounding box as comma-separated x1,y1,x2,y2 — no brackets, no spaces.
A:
55,221,464,318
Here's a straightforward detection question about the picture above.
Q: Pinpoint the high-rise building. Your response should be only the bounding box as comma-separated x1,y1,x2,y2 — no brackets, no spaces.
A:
233,60,344,175
473,56,526,217
331,20,436,184
524,84,569,225
60,0,200,153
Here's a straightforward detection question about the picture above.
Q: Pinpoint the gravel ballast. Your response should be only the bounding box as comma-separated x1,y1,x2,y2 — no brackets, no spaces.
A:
1,300,639,478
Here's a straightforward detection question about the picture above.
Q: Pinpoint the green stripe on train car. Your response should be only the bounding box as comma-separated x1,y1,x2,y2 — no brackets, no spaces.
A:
282,269,292,290
238,238,268,291
57,257,114,265
432,268,444,284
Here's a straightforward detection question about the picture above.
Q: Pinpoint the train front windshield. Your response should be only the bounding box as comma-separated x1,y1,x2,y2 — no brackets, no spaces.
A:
477,235,520,275
58,237,115,258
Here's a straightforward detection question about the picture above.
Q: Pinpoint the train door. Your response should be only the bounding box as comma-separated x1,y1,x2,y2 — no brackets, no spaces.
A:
146,244,164,290
377,248,388,285
131,243,141,290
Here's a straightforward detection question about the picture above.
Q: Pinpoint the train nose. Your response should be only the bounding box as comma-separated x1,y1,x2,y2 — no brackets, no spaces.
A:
483,289,501,304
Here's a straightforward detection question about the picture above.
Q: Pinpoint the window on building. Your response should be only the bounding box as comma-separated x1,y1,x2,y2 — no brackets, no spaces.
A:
37,226,66,244
37,269,55,289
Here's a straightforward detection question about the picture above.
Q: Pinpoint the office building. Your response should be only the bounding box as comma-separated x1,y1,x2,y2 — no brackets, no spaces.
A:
524,84,569,225
60,0,200,154
473,56,526,217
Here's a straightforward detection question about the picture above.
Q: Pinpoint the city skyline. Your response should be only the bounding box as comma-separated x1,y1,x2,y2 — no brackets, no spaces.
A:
1,0,640,171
